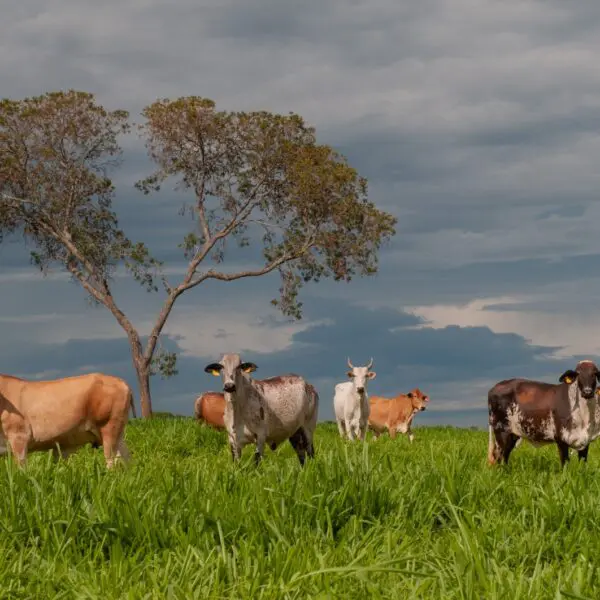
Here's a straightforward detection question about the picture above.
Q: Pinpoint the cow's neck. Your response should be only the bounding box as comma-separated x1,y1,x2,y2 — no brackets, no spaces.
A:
566,383,600,444
227,376,259,419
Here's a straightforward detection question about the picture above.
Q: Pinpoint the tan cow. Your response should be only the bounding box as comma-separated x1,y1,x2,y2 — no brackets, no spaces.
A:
368,388,430,441
0,372,135,467
194,391,226,430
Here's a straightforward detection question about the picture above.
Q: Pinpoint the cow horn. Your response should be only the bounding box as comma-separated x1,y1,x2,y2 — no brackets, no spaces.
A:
366,357,374,369
347,357,354,369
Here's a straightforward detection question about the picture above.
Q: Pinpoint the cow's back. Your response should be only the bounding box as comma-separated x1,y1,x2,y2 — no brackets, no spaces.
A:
369,395,394,425
369,395,413,428
488,378,563,413
255,375,313,443
195,392,226,429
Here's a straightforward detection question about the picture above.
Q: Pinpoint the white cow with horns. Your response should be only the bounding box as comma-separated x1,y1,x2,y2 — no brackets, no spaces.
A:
333,357,376,441
204,353,319,465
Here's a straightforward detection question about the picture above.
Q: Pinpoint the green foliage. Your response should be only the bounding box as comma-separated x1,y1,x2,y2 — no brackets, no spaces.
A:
138,97,397,319
0,90,161,292
149,345,179,379
1,421,600,598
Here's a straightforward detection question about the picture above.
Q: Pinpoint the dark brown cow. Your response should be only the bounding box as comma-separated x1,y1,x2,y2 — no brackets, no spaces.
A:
194,391,226,430
488,360,600,466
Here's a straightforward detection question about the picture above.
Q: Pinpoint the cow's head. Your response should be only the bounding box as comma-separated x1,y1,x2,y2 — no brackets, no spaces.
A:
346,357,376,395
559,360,600,400
407,388,429,411
204,353,257,394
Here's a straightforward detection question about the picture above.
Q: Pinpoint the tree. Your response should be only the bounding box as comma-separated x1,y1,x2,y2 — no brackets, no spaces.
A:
0,91,397,418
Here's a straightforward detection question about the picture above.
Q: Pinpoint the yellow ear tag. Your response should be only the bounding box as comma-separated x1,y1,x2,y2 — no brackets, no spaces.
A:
210,370,220,376
564,376,573,384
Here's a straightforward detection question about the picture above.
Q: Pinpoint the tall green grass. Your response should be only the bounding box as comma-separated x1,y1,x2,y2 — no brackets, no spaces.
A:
0,418,599,599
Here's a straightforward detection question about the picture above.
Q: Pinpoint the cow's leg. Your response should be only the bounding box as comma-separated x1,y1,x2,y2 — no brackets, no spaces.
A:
346,420,356,441
301,426,315,459
557,441,570,467
407,426,414,443
487,425,501,465
254,431,267,466
488,427,518,465
358,420,367,442
502,433,519,464
116,439,131,465
227,422,245,462
8,433,29,467
388,426,397,440
99,423,123,469
3,417,30,467
289,428,309,466
578,445,589,462
336,419,347,439
228,432,242,461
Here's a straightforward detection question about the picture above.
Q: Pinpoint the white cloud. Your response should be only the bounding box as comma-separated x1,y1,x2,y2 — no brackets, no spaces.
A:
406,292,600,359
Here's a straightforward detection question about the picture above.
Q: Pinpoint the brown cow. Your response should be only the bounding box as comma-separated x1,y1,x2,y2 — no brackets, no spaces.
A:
194,391,226,430
0,372,134,468
488,360,600,467
368,388,430,441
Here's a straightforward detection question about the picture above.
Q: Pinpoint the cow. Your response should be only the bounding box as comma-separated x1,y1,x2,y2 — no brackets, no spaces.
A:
368,388,430,441
333,358,376,441
488,360,600,467
194,391,226,430
204,354,318,465
0,372,135,468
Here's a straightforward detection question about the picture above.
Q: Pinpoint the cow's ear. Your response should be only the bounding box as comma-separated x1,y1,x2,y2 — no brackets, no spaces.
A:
367,371,376,379
240,362,257,373
204,363,223,376
559,370,578,384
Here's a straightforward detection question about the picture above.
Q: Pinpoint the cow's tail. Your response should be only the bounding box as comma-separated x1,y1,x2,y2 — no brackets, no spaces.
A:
128,388,137,419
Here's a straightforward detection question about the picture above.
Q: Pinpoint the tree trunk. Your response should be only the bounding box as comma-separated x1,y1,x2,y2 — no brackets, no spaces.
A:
134,359,153,418
125,329,153,419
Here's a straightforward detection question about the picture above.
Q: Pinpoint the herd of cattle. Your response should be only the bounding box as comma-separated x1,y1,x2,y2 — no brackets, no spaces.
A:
0,354,600,469
198,355,430,463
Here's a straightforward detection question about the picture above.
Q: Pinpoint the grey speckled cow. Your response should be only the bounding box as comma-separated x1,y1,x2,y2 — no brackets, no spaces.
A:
204,353,319,465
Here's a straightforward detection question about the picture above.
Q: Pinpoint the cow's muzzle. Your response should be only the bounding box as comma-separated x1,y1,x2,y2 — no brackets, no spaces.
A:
582,387,595,399
224,383,236,393
357,387,365,394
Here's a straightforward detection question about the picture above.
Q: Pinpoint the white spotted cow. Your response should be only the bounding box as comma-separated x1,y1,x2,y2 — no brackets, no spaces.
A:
204,354,318,465
488,359,600,467
333,358,376,441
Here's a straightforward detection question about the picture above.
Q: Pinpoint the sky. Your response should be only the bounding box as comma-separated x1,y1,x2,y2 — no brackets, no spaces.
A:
2,0,600,427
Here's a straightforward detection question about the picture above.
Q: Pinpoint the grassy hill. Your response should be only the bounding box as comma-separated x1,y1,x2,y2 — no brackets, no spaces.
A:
0,417,599,599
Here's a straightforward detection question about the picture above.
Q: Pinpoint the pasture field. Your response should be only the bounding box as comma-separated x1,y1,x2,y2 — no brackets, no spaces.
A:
1,418,600,599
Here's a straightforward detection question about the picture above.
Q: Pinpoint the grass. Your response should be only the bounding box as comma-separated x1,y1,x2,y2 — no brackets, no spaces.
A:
1,419,600,599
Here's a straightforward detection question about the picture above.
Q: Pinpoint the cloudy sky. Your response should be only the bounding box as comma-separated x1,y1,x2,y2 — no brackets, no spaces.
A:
2,0,600,426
